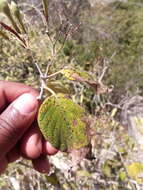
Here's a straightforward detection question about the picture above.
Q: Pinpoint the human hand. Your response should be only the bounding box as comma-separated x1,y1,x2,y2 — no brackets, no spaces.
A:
0,81,58,174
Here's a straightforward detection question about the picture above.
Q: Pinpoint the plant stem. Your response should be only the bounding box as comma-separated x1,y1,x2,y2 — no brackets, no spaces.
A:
43,70,62,79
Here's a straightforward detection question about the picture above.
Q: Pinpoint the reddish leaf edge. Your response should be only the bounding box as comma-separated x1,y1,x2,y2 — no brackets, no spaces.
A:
0,22,27,48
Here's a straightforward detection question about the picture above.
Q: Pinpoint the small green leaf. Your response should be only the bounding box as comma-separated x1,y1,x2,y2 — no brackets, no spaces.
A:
38,93,89,152
119,171,126,181
60,68,91,82
60,68,111,94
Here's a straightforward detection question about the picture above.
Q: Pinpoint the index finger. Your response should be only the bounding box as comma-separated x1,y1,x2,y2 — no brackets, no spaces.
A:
0,81,39,111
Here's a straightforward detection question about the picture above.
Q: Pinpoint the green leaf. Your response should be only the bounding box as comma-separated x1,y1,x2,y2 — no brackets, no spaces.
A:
10,1,27,33
0,0,20,33
119,171,126,181
60,68,91,82
46,81,69,94
38,93,89,152
42,0,48,23
60,68,111,94
0,22,27,47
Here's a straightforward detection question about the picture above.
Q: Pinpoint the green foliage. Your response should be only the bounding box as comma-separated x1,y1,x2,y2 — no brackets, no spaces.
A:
38,93,89,151
104,1,143,99
60,68,92,81
0,0,20,33
63,40,97,66
10,1,27,33
63,40,74,56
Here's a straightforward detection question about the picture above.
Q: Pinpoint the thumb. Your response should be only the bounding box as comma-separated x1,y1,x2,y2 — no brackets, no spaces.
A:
0,93,38,156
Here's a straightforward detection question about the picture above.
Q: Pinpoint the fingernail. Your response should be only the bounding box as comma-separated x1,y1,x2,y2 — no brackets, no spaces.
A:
13,93,38,114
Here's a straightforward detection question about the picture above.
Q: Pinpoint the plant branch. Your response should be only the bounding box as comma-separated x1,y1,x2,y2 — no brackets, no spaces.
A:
21,3,47,27
105,102,122,109
98,66,108,83
28,49,44,77
43,70,62,79
44,85,57,97
57,23,73,54
44,59,51,77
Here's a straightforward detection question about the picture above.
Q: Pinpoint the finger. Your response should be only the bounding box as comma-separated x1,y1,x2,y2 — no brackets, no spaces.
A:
0,93,38,157
0,157,8,174
43,141,58,155
7,147,20,163
0,81,39,111
20,124,42,159
32,155,50,173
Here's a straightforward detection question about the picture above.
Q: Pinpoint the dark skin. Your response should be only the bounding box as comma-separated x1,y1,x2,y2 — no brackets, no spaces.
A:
0,81,58,174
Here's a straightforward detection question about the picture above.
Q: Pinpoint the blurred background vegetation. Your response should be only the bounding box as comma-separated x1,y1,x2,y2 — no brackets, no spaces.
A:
1,0,143,189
